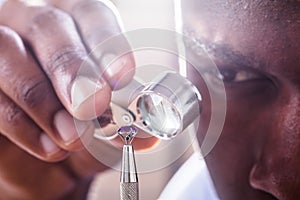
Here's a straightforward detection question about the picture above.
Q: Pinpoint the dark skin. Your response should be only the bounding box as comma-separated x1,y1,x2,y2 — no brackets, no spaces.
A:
0,0,140,199
0,0,158,198
1,0,299,199
183,0,300,199
0,0,159,198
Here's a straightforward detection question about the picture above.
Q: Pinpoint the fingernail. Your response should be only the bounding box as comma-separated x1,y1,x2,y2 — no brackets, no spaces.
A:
101,53,126,78
71,76,106,112
54,110,90,144
40,134,60,155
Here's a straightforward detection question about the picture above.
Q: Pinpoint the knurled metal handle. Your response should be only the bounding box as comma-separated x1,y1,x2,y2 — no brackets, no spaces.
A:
120,182,139,200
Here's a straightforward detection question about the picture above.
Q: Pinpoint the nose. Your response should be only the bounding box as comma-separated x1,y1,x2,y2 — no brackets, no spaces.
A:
249,90,300,200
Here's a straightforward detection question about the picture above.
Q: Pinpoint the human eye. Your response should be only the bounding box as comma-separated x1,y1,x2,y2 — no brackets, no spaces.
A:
202,67,269,86
217,68,268,84
202,66,276,100
184,45,276,99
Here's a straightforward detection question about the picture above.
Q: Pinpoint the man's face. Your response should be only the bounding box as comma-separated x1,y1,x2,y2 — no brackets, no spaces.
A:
182,1,300,199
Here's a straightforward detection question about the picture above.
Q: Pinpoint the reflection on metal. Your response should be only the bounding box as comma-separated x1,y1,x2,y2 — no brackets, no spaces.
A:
93,71,201,141
93,103,135,141
118,126,139,200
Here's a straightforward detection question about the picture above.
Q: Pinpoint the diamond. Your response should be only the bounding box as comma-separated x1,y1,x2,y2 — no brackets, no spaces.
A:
117,126,138,145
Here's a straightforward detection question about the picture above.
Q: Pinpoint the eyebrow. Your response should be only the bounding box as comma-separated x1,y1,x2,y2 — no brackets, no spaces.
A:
182,28,265,71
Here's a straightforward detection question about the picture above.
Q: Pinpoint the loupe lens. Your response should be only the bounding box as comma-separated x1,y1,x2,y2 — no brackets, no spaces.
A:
138,93,181,139
129,72,201,140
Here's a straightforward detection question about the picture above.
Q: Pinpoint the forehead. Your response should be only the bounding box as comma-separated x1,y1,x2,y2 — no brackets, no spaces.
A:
181,0,300,45
182,0,300,21
181,0,300,80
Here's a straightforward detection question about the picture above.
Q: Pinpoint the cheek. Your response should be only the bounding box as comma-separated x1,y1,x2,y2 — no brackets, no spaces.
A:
249,89,300,198
189,72,277,148
212,80,278,156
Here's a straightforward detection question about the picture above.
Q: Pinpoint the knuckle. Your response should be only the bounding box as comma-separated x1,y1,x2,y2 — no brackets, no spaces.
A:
71,0,123,50
28,7,73,34
72,0,119,30
17,77,52,109
0,26,23,51
0,26,15,40
5,102,25,126
75,0,113,13
46,46,86,78
0,95,25,126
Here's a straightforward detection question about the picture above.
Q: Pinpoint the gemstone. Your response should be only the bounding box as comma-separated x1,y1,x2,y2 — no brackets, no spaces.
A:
117,126,138,145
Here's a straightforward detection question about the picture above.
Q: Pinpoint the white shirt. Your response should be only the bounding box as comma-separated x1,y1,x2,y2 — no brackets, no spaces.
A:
158,152,220,200
0,1,220,199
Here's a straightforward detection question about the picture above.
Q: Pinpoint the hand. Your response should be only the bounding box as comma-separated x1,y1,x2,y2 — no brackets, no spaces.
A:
0,0,135,199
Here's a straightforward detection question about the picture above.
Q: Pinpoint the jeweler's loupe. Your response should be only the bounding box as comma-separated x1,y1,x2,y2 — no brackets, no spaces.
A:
73,28,227,172
94,71,201,140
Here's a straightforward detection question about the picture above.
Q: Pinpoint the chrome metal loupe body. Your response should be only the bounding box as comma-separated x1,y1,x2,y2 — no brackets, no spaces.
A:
94,71,201,141
129,72,200,139
97,71,201,200
74,28,226,200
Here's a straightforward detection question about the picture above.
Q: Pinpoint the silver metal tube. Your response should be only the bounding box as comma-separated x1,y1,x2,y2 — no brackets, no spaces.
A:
120,144,139,200
129,71,201,139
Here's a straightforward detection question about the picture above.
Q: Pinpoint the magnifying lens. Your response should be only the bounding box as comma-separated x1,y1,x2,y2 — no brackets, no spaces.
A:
71,27,227,200
92,70,201,200
93,71,201,141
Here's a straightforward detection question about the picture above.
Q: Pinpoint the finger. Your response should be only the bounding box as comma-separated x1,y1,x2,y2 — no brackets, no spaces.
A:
0,89,66,162
48,0,136,90
0,137,77,200
0,26,93,150
0,1,111,120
